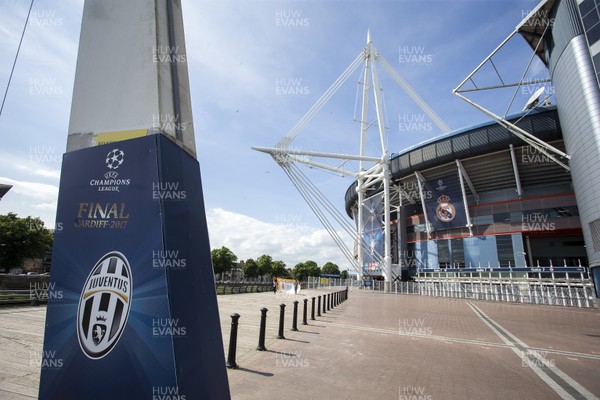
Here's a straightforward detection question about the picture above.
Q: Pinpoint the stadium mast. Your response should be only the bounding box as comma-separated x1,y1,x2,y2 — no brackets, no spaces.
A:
254,31,449,291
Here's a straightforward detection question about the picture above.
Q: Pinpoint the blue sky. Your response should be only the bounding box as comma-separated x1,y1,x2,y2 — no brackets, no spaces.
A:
0,0,547,270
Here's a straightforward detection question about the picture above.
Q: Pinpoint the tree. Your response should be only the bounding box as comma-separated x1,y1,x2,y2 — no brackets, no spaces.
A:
0,213,53,269
271,260,289,278
243,258,259,278
210,246,237,275
256,254,273,277
293,260,321,281
321,261,340,275
340,270,349,279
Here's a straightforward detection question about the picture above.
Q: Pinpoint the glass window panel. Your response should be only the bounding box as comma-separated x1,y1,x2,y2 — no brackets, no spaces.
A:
580,0,596,16
438,240,450,267
496,235,514,267
583,8,600,31
451,238,464,268
587,22,600,45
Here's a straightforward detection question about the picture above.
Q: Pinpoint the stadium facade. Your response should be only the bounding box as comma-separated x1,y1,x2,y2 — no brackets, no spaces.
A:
344,0,600,298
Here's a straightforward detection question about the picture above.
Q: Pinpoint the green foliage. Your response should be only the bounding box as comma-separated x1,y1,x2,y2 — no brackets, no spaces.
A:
242,258,259,278
293,260,321,281
340,270,349,279
0,213,53,269
321,261,340,275
271,260,289,278
210,246,238,275
256,254,273,277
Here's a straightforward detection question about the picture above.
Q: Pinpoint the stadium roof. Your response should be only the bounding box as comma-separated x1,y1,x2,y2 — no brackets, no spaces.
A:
0,184,12,200
516,0,556,64
345,106,565,216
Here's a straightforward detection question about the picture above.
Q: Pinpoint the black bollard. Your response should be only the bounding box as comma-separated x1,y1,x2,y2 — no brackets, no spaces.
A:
336,291,339,306
311,297,316,320
277,304,286,339
292,301,299,331
334,292,337,307
317,296,322,317
226,313,240,369
257,308,268,351
323,294,327,314
327,293,331,311
302,299,308,325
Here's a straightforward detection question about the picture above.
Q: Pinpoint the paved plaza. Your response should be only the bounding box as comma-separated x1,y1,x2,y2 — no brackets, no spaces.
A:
1,288,599,399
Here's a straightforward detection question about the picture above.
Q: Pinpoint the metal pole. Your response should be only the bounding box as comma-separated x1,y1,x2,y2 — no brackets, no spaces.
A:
317,295,322,316
311,297,316,320
302,298,308,325
257,308,268,351
292,301,299,331
277,304,286,339
226,313,240,369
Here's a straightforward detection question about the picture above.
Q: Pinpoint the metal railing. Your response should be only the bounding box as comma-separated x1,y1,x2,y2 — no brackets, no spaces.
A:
0,288,47,305
358,272,597,308
307,277,354,289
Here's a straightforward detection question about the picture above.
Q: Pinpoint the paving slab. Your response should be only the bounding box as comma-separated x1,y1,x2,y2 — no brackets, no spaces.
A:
1,288,599,400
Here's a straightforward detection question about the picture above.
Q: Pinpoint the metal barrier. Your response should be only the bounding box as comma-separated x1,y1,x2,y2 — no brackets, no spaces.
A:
0,289,45,305
216,282,272,295
358,273,596,308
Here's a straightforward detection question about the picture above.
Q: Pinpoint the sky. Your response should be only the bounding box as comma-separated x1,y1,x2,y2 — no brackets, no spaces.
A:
0,0,549,271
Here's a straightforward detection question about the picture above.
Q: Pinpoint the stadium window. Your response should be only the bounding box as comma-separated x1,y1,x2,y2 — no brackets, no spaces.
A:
586,22,600,45
579,0,595,17
496,235,514,267
438,240,450,267
450,238,465,268
582,7,600,31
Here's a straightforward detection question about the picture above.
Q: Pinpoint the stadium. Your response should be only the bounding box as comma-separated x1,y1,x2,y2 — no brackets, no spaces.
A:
336,0,600,304
343,105,584,273
255,0,600,305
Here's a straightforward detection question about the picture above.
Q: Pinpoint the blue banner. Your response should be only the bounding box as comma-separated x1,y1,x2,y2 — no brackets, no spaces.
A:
39,135,230,399
423,173,467,231
361,192,384,273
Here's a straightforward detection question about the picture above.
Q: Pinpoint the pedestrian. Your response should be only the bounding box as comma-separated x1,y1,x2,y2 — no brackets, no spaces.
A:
272,278,277,294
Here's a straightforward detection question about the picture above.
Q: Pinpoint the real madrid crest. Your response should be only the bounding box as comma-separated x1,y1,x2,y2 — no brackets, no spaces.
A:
435,195,456,223
77,251,132,359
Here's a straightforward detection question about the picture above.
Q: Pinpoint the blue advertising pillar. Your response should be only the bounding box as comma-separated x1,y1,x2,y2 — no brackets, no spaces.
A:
38,135,230,399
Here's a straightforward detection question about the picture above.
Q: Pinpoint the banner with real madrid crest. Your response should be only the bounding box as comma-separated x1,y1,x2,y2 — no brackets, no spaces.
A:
423,173,467,231
38,135,230,399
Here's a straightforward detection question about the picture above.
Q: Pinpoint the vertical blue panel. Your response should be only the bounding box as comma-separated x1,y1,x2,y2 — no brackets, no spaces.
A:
464,236,499,268
511,234,527,267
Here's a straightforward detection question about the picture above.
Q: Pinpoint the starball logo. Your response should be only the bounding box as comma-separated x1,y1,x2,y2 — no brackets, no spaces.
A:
77,252,133,360
89,148,131,192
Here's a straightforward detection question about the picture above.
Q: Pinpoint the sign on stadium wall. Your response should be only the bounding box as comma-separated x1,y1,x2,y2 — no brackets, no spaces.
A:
424,173,467,231
38,135,230,399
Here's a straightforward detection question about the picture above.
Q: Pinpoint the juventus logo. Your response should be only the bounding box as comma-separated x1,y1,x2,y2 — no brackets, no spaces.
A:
77,251,132,359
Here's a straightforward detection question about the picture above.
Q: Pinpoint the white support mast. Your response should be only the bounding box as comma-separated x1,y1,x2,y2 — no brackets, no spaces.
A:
254,31,450,291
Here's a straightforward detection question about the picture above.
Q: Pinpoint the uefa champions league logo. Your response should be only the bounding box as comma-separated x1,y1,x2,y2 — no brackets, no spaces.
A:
77,252,132,359
105,148,125,170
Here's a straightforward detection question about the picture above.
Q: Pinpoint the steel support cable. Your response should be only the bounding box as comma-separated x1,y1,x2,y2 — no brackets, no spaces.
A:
276,51,365,148
1,0,35,118
289,162,357,234
290,166,366,270
280,162,359,269
285,164,359,260
377,55,451,133
286,163,385,267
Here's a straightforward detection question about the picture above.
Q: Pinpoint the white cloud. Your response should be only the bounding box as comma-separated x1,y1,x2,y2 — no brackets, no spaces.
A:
0,176,58,200
206,207,353,270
